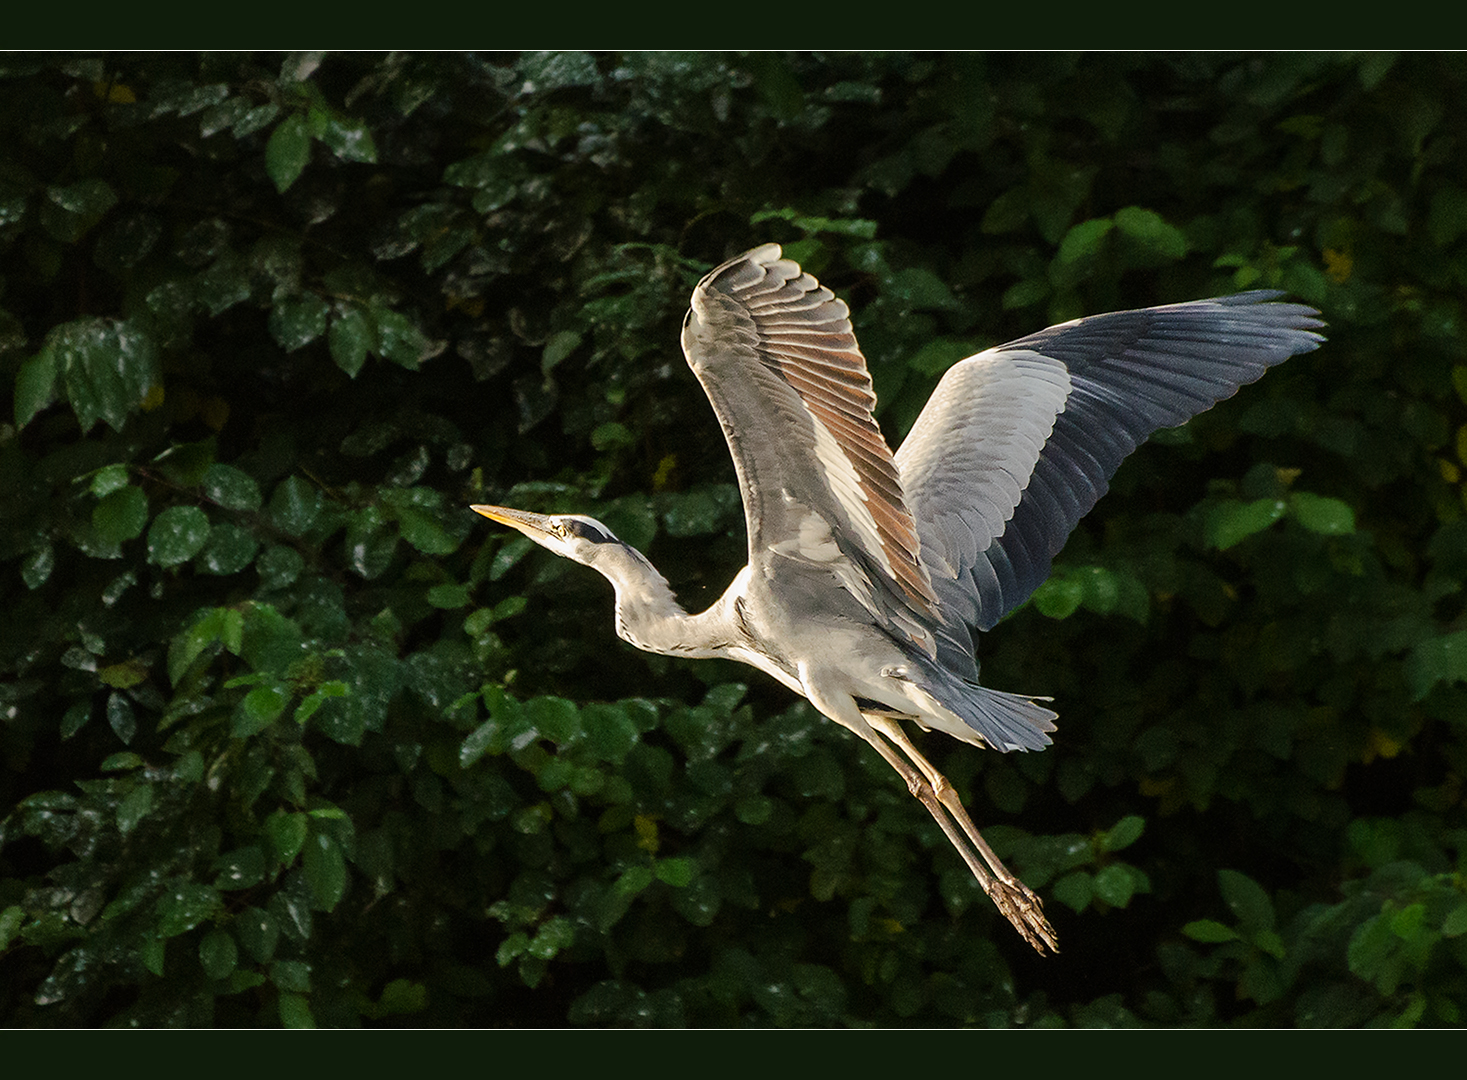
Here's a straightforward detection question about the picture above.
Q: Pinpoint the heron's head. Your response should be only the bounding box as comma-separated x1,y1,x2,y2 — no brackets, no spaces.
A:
471,504,622,567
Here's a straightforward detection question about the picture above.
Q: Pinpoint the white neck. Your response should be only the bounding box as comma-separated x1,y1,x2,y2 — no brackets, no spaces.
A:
591,544,739,659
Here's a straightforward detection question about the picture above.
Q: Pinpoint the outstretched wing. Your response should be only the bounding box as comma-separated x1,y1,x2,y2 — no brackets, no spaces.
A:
682,244,938,651
895,292,1325,668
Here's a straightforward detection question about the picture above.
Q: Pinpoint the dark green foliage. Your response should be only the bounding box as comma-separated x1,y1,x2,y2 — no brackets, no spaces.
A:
2,51,1466,1028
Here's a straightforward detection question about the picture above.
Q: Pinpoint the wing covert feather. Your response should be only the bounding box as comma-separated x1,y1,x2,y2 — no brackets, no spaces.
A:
682,244,938,644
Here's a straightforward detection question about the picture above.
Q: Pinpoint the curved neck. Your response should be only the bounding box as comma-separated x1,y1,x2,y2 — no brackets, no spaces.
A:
592,544,735,658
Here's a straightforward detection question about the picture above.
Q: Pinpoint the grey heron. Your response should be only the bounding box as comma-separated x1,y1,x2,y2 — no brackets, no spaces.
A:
473,243,1325,953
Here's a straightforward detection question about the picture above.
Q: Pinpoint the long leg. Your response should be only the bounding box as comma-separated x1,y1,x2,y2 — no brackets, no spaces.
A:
797,668,1057,954
863,713,1057,954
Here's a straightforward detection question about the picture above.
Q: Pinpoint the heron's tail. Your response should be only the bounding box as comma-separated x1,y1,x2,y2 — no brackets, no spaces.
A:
920,667,1057,752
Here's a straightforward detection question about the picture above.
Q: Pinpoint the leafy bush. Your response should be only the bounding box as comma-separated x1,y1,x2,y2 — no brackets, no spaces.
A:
2,52,1465,1027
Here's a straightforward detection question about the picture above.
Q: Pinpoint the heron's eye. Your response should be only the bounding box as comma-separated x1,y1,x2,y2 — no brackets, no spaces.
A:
551,522,567,538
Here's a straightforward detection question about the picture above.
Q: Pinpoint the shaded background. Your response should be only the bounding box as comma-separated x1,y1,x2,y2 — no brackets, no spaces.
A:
1,51,1465,1026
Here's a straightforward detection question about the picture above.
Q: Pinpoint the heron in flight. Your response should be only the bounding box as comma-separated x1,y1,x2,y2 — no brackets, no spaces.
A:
473,244,1324,953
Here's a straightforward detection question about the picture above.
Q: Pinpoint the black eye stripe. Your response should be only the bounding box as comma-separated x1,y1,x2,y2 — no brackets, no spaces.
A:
562,519,611,543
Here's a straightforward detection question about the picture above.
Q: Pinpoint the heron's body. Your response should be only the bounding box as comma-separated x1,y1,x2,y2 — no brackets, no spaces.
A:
475,243,1325,953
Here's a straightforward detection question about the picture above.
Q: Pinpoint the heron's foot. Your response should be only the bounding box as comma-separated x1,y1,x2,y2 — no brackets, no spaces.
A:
988,877,1059,955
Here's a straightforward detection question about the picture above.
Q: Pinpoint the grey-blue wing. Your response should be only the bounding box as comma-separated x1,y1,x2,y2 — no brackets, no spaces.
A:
896,291,1325,671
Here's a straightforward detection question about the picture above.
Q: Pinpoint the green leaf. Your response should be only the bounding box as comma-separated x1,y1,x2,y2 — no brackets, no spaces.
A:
116,783,152,835
541,330,583,374
203,463,263,512
590,421,634,451
196,522,259,576
1002,277,1049,310
1052,871,1094,913
0,906,24,952
426,583,470,609
1289,492,1355,536
90,464,131,498
235,907,279,963
168,606,245,684
303,833,348,911
329,307,373,377
21,542,55,589
59,702,90,740
214,847,267,891
148,505,211,567
271,958,312,993
1405,630,1467,700
381,487,465,555
1347,913,1394,983
655,857,695,888
156,881,221,938
198,929,238,980
1206,498,1287,550
1181,919,1239,944
1033,576,1084,619
526,696,581,745
1114,205,1188,260
15,346,58,427
1442,902,1467,938
278,992,316,1029
369,979,429,1018
93,487,149,545
1092,864,1138,907
269,294,330,352
904,337,972,377
266,810,309,864
344,505,396,579
888,266,959,311
294,680,347,725
50,319,161,434
1101,814,1145,853
1056,217,1114,264
370,307,436,369
583,701,639,764
318,114,377,163
1218,869,1275,934
107,692,137,744
269,476,322,536
42,178,118,243
234,683,290,737
257,545,305,589
266,114,311,193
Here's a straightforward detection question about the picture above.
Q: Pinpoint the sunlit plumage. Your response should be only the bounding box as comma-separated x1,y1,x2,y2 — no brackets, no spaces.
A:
474,243,1325,953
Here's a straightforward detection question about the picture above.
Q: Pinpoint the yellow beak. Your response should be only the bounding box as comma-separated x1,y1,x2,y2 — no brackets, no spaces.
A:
471,504,555,542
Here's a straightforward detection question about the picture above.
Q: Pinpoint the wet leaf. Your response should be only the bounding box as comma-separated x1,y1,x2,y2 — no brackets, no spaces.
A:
269,476,322,536
156,881,221,938
329,307,373,377
266,114,311,193
203,463,262,512
49,318,161,434
116,783,152,835
107,692,136,744
1219,869,1275,934
196,522,259,575
199,929,238,980
15,346,58,427
303,833,347,911
269,294,330,352
147,505,211,567
266,811,309,864
21,542,55,588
